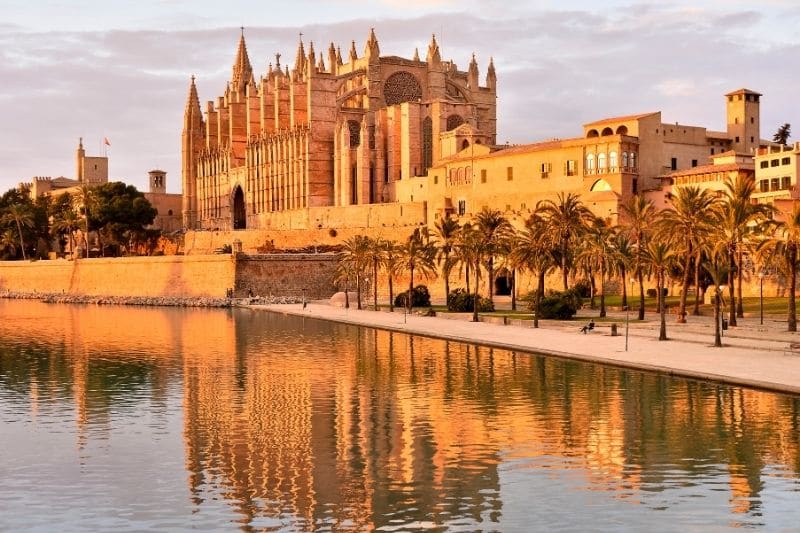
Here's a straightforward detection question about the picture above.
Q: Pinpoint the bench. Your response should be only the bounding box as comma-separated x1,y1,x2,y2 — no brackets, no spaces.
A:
785,342,800,356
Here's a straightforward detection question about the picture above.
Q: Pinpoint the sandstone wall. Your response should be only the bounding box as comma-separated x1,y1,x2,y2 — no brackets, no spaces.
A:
235,254,338,299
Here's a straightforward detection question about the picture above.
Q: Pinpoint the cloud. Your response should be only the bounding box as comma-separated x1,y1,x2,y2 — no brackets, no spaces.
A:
0,4,798,194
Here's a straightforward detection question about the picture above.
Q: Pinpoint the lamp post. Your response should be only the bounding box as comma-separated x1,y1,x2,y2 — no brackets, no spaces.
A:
624,305,629,352
758,271,765,325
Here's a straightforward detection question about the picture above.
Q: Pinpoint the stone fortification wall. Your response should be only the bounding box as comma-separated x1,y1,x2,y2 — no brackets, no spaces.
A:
0,256,235,298
235,254,338,300
185,202,427,254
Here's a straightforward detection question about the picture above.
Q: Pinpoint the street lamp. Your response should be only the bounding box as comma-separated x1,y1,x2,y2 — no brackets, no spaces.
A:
758,270,765,325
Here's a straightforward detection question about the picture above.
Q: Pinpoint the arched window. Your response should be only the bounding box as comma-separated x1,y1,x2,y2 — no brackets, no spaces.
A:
586,153,595,173
597,153,607,173
447,114,465,131
609,151,618,171
601,127,613,136
348,120,361,147
616,125,629,135
587,129,599,138
462,139,470,150
630,152,636,170
622,151,628,168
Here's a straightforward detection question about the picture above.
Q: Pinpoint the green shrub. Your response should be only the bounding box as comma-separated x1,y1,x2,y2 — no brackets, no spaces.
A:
394,285,431,308
447,288,495,312
572,278,592,298
536,289,583,319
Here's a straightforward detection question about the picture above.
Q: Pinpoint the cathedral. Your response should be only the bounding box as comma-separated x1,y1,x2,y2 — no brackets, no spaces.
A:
181,29,497,230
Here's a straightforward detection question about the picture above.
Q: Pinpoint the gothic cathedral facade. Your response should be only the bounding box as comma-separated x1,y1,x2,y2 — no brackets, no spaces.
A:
181,29,497,230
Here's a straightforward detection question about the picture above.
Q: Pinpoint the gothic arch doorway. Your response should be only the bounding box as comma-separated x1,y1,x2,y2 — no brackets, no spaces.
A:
232,186,246,230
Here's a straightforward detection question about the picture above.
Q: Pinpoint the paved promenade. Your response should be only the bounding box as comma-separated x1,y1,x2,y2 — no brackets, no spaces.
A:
257,302,800,396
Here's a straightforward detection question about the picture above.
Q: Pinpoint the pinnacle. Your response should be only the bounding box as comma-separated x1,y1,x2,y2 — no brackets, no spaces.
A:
232,30,254,89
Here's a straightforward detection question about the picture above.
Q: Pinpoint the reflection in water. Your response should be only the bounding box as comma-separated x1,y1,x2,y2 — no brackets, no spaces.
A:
1,300,799,530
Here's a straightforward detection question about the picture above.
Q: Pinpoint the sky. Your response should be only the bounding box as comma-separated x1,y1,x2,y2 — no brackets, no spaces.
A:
1,0,798,193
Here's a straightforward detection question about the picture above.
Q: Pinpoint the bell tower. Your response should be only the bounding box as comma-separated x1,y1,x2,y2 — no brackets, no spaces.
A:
726,88,761,154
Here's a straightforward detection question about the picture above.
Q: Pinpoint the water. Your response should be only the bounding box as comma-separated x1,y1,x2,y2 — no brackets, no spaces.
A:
1,300,799,531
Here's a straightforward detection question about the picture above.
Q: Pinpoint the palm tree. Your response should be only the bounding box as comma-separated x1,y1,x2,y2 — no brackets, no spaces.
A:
364,236,385,310
1,204,34,260
643,240,677,341
773,123,791,145
758,206,800,331
434,215,461,304
657,186,718,323
536,192,592,290
382,240,402,312
456,223,487,322
610,232,634,309
577,217,615,318
509,213,555,328
399,228,437,313
714,176,774,326
337,234,371,310
474,207,514,305
703,257,729,347
1,228,18,258
620,195,658,320
51,206,82,258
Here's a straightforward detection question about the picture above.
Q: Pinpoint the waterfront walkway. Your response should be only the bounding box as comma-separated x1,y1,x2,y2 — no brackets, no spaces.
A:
256,302,800,396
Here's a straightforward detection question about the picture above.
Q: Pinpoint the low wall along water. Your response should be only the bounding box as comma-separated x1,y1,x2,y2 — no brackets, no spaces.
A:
0,254,338,300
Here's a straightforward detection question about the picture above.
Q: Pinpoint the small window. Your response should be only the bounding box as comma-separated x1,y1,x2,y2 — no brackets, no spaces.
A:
750,117,754,124
433,175,438,184
751,136,754,143
760,161,769,169
632,178,638,194
458,200,466,216
691,159,697,168
782,157,791,165
598,153,607,172
711,148,715,155
521,203,527,210
671,157,677,171
771,178,780,191
506,167,513,181
609,151,618,170
735,118,739,125
735,136,740,143
565,159,576,176
782,176,791,190
630,152,636,170
167,209,173,216
771,159,780,167
481,169,487,183
622,152,628,168
540,162,551,179
586,154,595,173
760,179,769,193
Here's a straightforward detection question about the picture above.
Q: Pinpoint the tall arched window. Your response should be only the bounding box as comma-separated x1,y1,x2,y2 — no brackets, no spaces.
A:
348,120,361,147
422,116,433,171
609,151,618,171
598,153,607,173
586,153,595,173
630,152,636,169
622,151,629,168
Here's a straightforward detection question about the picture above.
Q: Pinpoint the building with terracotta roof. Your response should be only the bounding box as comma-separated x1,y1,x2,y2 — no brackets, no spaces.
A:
754,143,800,209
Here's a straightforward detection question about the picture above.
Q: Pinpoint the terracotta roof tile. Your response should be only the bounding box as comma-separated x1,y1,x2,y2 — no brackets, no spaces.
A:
663,162,753,178
583,112,659,128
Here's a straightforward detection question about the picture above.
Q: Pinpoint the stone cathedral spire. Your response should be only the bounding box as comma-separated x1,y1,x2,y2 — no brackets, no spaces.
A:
182,75,205,229
231,29,254,91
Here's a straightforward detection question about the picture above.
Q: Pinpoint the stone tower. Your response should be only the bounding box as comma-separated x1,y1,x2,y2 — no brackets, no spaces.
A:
76,137,85,182
181,75,205,229
726,88,761,154
149,170,167,194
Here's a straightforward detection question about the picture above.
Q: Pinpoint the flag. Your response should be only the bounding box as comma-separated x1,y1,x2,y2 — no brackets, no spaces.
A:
103,137,111,146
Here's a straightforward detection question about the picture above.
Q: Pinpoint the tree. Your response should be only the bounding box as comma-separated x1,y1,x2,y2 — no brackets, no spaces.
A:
577,217,615,318
51,205,82,258
89,182,157,256
658,186,718,322
1,228,18,259
758,207,800,332
703,257,729,347
337,234,371,310
456,223,487,322
643,240,677,341
2,204,34,260
399,228,437,313
773,123,791,145
713,176,773,326
537,192,592,290
474,207,514,305
364,236,385,310
382,240,402,312
620,195,658,320
434,215,460,304
509,213,555,328
610,232,634,309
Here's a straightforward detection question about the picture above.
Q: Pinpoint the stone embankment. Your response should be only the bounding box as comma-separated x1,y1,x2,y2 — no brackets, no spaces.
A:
1,291,301,308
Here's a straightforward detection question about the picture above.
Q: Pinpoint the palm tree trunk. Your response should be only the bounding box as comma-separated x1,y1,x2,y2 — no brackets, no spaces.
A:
344,281,350,309
373,259,378,310
714,290,722,347
728,250,737,327
534,269,545,329
472,259,481,323
408,264,415,313
511,269,517,311
599,263,606,318
465,263,471,295
589,271,596,309
444,265,450,309
356,274,362,310
389,276,394,312
678,252,691,323
15,219,26,260
487,257,494,305
621,266,628,308
658,271,667,341
638,270,645,320
789,249,797,332
693,251,702,316
736,246,744,318
562,252,568,291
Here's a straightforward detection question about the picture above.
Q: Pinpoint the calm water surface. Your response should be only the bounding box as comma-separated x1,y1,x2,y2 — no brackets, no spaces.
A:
1,300,799,531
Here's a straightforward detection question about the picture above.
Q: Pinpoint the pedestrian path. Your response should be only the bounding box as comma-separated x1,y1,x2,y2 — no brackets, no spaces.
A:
255,302,800,396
